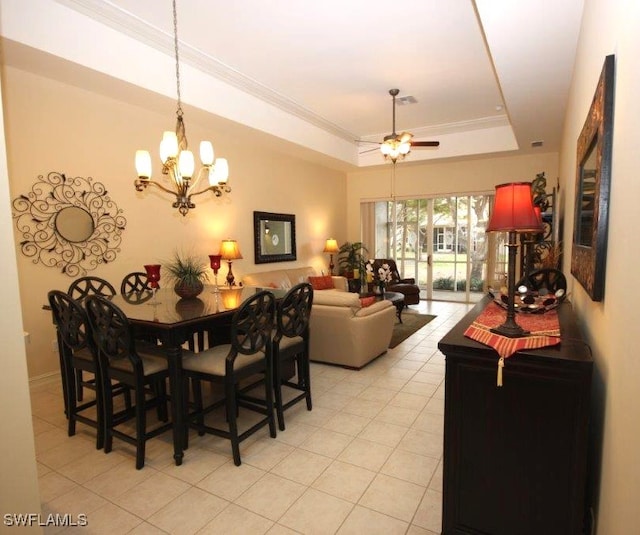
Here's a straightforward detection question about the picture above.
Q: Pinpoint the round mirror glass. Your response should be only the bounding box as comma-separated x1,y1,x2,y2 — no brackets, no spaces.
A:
55,206,94,243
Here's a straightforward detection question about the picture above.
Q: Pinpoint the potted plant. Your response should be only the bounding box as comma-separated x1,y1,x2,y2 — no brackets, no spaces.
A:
164,252,209,299
338,241,368,292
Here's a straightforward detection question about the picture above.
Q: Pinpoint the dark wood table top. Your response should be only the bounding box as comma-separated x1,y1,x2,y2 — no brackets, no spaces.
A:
112,285,287,328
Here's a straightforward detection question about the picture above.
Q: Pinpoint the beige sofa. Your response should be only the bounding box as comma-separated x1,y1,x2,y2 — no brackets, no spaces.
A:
242,267,396,368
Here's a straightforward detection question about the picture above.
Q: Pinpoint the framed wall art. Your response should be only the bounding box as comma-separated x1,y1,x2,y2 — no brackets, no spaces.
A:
253,211,296,264
571,54,614,302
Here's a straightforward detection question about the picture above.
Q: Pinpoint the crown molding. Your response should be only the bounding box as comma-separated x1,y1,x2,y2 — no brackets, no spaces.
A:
359,115,511,142
54,0,358,143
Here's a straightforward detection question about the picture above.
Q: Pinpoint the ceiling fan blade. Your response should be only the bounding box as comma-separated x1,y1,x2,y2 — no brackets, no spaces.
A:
412,141,440,147
359,147,381,155
356,140,382,145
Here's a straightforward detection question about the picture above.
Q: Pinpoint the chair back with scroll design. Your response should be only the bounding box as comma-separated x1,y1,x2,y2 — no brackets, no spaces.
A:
68,276,116,301
120,272,158,295
183,290,276,466
85,295,170,469
48,290,105,448
273,282,313,431
67,276,116,401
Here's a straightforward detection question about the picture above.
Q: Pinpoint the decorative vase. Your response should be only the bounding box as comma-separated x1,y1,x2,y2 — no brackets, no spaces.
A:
174,280,204,299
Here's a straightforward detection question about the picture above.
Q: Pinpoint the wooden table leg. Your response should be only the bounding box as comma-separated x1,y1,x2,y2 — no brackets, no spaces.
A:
165,344,185,466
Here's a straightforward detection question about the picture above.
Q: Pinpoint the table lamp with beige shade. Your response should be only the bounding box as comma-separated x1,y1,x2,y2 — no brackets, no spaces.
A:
323,238,339,275
220,239,243,288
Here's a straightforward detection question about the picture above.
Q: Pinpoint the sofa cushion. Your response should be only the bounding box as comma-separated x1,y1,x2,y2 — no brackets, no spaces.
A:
309,275,335,291
354,299,393,317
242,269,291,289
314,290,361,312
285,267,317,286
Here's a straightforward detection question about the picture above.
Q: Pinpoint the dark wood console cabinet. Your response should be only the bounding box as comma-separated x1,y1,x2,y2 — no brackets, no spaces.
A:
438,297,592,535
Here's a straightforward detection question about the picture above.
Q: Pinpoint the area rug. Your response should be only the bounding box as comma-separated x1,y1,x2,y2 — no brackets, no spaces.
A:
389,312,437,348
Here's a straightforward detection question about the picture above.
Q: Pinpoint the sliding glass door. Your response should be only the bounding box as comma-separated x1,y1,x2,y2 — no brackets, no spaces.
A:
366,193,493,303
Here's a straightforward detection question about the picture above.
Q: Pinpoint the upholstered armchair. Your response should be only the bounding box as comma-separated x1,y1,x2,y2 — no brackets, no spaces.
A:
372,259,421,306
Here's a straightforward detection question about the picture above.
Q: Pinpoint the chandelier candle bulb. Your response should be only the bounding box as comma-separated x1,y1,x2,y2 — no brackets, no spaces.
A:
135,150,152,179
200,141,214,165
160,131,179,161
178,150,195,179
214,159,229,184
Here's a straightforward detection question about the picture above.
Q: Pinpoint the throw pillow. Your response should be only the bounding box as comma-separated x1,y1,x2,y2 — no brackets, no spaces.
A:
360,296,376,308
308,275,334,291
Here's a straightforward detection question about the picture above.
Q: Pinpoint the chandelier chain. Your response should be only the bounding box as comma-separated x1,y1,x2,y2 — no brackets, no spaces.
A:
172,0,182,119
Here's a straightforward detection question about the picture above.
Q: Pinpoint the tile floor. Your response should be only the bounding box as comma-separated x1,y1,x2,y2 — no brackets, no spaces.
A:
30,300,473,534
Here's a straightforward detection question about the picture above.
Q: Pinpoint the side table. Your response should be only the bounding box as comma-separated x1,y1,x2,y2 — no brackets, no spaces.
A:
382,291,405,323
359,291,405,322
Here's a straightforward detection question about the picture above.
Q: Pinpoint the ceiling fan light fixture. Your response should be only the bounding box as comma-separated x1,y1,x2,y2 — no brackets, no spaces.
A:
381,139,408,163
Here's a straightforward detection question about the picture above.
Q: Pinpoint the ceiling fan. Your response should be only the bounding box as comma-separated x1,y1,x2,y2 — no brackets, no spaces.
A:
360,88,440,163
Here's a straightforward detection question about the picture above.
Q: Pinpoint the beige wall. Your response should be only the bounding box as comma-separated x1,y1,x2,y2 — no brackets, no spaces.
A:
3,66,347,379
558,0,640,532
346,151,559,239
0,70,41,529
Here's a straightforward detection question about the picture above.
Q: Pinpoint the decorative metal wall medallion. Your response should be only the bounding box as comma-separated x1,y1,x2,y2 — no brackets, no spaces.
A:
12,172,127,276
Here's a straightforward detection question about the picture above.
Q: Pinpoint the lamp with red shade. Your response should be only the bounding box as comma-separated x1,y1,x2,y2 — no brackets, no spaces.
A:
208,254,222,293
486,182,543,338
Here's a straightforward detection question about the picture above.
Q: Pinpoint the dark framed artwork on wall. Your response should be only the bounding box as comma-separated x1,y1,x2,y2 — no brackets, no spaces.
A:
253,211,296,264
571,54,615,302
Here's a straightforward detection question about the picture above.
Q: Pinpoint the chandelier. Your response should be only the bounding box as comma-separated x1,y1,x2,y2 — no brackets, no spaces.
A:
134,0,231,216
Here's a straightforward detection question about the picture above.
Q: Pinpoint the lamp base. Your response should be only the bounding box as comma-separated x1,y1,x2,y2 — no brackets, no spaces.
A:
490,320,530,339
226,261,235,288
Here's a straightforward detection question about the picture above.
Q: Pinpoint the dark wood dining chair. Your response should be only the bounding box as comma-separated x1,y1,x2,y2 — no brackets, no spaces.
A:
68,276,117,301
272,282,314,431
120,272,157,294
183,290,277,466
67,276,117,403
47,290,130,449
85,295,171,469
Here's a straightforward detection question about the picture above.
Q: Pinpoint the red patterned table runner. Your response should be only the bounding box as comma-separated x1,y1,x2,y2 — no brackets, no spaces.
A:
464,302,561,386
464,302,561,359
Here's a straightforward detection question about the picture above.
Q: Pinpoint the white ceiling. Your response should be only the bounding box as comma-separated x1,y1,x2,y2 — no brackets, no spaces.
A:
0,0,584,169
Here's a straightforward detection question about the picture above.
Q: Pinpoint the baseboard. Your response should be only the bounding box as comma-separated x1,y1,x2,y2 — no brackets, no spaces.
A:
29,371,60,386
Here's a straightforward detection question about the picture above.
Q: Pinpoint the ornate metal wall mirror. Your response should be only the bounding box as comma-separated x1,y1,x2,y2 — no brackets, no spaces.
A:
12,172,127,276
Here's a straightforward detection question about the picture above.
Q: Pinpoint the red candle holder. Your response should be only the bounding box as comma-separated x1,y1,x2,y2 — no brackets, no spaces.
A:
143,264,161,305
208,254,222,293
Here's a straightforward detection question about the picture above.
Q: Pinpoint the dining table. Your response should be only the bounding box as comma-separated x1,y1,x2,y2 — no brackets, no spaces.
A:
112,284,286,466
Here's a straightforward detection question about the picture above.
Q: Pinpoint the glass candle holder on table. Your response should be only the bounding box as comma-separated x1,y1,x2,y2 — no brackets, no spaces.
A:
143,264,161,305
